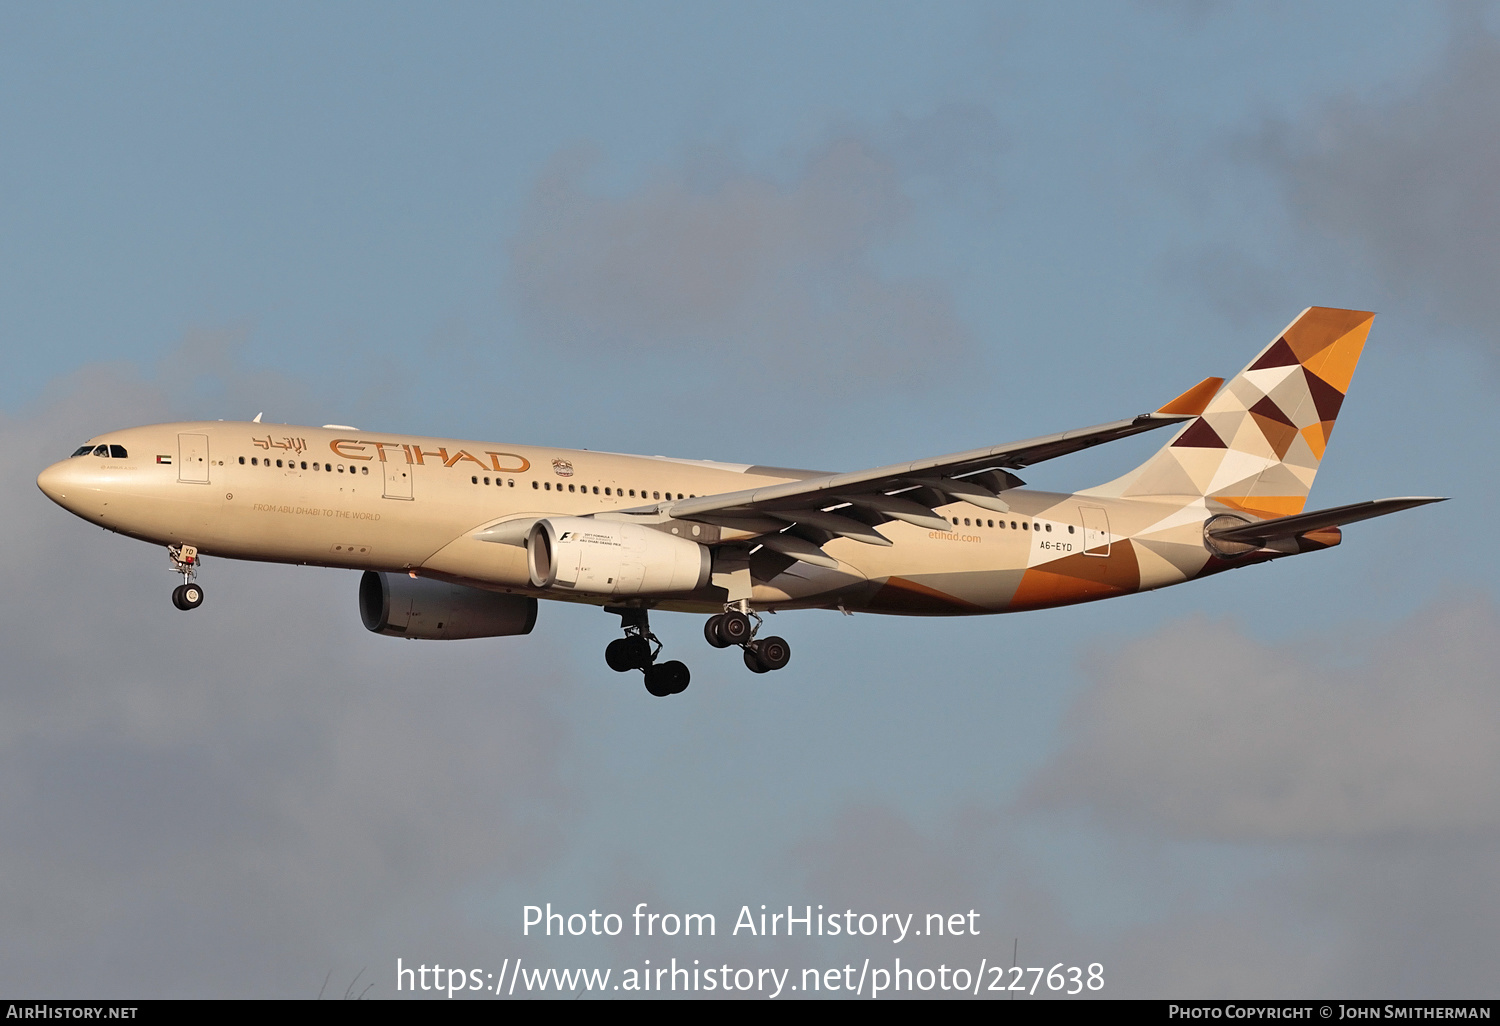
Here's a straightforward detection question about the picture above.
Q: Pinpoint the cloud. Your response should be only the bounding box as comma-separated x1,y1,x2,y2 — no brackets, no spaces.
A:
1026,596,1500,841
505,127,979,389
1254,14,1500,351
0,356,575,996
778,589,1500,997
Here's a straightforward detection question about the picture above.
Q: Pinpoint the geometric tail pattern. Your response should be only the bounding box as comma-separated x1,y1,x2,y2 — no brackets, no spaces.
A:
1118,307,1374,519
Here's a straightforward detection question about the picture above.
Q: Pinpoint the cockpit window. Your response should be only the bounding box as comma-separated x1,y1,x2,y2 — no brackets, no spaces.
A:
108,445,127,459
92,445,109,457
71,446,93,457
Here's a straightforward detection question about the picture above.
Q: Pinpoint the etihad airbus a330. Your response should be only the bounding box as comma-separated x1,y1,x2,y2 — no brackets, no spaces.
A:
38,307,1442,696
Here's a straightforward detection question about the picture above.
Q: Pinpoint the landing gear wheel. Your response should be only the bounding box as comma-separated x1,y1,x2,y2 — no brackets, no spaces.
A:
644,660,690,697
743,644,771,674
605,638,634,672
703,615,731,649
172,583,204,610
719,610,753,645
753,635,791,671
606,636,652,672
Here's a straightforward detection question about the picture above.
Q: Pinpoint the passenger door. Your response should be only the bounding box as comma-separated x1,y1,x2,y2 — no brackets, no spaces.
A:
383,459,413,500
1078,506,1111,556
177,433,210,483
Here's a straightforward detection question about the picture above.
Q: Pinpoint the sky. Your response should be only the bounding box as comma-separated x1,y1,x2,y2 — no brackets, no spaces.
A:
1,0,1496,999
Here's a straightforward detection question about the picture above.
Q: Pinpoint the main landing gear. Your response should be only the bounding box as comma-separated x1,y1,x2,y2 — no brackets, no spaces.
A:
604,606,690,698
168,544,204,611
704,606,791,674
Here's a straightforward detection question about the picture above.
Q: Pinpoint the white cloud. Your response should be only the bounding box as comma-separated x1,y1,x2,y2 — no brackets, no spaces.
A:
1256,17,1500,352
1026,598,1500,841
506,131,976,389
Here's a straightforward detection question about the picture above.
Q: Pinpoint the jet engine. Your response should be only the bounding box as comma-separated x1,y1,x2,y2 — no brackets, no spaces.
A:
526,516,711,596
359,571,538,640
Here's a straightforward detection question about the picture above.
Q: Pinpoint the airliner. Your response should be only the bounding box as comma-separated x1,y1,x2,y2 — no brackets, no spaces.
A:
37,308,1443,696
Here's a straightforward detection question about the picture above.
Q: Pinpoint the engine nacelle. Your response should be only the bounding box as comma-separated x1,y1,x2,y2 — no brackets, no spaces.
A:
359,571,538,640
527,517,711,596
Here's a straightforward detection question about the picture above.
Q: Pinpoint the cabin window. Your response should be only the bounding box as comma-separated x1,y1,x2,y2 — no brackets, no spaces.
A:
276,459,283,467
653,491,660,500
238,456,246,465
472,476,479,484
1068,525,1075,533
533,481,539,489
1045,524,1052,532
568,484,575,492
1022,522,1028,530
987,520,994,527
593,486,599,494
301,461,308,470
251,457,259,466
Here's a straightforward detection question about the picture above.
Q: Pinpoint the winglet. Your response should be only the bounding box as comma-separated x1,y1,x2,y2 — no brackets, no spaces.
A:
1155,376,1223,417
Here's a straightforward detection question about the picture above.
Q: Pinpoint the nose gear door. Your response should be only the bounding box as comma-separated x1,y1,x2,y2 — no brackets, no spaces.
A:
177,433,210,483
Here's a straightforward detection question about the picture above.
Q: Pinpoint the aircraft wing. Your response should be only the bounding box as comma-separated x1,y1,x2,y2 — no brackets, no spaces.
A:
1206,496,1448,546
660,376,1224,553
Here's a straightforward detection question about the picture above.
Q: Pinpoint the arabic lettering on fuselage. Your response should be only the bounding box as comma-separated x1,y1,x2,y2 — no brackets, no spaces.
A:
251,435,308,454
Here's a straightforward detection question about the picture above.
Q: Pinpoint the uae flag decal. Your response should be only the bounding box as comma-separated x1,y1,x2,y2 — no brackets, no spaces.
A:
156,455,172,464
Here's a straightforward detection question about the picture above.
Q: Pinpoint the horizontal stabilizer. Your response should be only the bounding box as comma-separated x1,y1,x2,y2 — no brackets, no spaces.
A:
1207,496,1447,545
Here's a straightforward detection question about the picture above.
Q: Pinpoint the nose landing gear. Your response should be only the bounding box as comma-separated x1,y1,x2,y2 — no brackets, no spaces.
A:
705,605,791,674
168,545,204,610
604,606,690,697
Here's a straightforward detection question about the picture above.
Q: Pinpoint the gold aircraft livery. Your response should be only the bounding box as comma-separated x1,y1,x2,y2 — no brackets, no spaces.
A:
38,308,1443,696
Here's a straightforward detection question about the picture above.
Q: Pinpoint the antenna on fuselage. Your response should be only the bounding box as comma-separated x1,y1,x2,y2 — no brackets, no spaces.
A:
252,412,263,423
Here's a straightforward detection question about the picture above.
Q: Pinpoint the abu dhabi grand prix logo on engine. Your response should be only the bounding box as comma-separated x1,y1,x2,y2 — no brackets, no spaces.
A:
552,458,574,477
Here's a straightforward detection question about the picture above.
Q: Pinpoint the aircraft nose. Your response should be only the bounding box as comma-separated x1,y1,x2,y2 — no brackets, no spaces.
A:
37,459,85,508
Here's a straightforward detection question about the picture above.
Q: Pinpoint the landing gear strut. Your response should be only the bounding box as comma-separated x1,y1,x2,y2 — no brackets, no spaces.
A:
168,545,204,611
604,606,690,697
704,604,791,674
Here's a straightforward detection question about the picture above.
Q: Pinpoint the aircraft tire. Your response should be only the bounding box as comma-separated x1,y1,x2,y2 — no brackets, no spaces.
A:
703,615,731,649
661,660,690,694
605,638,636,672
643,665,669,696
719,611,753,645
743,645,770,674
754,635,790,671
172,584,204,610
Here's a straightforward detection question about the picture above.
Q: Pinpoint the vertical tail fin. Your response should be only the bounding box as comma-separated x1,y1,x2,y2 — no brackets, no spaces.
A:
1102,307,1375,517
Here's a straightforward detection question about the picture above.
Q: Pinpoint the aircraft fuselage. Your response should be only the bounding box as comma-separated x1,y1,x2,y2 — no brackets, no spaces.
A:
36,420,1248,618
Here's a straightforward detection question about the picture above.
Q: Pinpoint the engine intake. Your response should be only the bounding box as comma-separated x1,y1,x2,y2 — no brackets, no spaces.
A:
359,571,537,639
527,517,711,596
